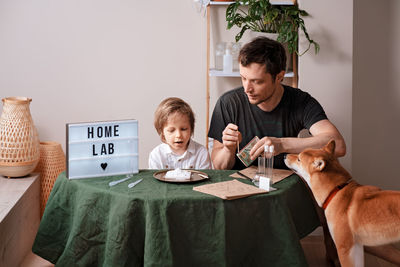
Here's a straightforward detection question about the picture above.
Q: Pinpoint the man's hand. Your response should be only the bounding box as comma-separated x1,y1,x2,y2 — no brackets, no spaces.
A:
222,123,242,153
211,123,242,170
249,137,282,160
248,119,347,160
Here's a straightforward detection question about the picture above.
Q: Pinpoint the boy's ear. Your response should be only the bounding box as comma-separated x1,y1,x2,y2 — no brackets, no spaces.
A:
160,133,166,143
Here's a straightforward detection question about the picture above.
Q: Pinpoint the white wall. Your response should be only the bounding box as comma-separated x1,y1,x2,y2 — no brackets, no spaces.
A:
353,0,400,190
299,0,400,190
1,0,399,190
298,0,353,172
0,0,208,169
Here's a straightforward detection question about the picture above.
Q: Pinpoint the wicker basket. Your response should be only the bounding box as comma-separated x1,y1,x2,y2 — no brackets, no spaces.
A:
34,141,66,217
0,97,40,177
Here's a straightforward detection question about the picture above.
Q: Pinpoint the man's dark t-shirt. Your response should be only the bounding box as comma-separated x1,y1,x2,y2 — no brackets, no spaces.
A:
208,85,328,169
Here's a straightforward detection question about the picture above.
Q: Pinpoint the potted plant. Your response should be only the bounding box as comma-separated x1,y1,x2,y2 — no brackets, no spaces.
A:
226,0,320,56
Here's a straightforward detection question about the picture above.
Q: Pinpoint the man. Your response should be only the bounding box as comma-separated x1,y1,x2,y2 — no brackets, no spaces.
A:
209,37,400,266
208,36,346,170
208,36,347,266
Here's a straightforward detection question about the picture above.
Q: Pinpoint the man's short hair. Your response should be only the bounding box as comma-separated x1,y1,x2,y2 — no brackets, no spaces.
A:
239,36,286,79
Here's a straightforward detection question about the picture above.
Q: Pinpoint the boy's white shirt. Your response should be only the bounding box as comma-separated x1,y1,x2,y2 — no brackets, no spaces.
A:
148,139,212,169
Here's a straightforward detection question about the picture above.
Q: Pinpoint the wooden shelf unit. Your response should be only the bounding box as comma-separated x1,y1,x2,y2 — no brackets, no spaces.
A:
205,0,298,149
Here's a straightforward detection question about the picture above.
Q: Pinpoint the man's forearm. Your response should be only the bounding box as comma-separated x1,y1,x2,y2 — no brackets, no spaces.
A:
280,135,346,157
275,120,347,157
211,146,236,170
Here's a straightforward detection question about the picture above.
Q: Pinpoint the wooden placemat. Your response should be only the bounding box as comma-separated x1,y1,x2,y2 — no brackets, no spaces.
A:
193,179,268,200
230,166,293,184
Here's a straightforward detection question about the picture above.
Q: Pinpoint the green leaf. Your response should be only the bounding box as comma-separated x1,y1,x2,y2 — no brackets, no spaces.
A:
236,25,250,42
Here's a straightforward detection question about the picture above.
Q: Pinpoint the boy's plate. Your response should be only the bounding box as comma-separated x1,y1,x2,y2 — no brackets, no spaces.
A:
153,170,209,183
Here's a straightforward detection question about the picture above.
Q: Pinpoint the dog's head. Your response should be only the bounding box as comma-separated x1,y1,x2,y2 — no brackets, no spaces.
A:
284,140,337,188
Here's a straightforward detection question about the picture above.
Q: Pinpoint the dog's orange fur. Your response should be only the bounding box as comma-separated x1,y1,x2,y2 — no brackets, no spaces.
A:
284,140,400,267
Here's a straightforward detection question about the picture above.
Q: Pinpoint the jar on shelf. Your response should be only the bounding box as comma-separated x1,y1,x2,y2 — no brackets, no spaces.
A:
231,42,242,71
214,42,226,70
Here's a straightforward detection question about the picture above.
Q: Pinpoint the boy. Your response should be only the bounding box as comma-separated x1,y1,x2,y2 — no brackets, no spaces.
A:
149,97,212,169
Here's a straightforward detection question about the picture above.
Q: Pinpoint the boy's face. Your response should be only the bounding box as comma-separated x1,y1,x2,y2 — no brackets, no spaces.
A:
162,112,192,155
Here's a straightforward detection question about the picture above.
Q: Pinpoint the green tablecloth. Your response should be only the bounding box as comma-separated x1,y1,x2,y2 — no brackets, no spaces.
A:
32,170,319,267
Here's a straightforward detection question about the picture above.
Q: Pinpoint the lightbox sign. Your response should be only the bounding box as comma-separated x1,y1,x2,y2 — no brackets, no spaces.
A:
66,119,138,179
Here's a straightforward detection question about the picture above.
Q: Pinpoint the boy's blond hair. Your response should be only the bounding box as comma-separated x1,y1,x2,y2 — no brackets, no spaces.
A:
154,97,195,141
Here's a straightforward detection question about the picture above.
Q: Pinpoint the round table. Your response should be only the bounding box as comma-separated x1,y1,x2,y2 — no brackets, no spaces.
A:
33,170,320,267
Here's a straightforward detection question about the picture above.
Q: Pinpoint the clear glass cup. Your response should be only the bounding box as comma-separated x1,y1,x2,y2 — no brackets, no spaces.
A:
253,156,265,186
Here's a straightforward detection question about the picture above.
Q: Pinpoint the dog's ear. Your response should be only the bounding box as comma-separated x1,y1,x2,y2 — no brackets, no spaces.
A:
324,139,335,155
313,158,326,171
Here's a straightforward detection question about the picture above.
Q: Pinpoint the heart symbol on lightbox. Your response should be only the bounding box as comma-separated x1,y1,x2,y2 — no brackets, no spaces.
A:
100,163,108,170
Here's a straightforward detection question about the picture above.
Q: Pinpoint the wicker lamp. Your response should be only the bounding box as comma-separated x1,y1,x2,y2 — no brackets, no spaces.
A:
0,97,40,177
34,141,66,217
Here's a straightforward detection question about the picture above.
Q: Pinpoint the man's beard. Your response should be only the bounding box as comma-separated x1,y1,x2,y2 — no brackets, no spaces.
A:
247,90,275,106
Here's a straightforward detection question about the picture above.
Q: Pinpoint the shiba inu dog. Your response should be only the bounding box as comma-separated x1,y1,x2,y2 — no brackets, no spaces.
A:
284,140,400,267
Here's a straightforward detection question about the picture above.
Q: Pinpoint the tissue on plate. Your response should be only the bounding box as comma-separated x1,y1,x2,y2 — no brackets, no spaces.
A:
165,168,191,180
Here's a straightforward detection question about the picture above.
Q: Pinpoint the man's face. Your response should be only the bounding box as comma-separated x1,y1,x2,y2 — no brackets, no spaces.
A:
239,63,281,106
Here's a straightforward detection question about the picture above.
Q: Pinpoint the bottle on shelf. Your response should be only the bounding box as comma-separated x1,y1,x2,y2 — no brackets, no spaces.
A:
223,44,233,73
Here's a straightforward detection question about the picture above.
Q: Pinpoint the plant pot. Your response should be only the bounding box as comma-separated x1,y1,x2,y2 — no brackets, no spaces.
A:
0,97,40,177
247,32,279,41
34,141,66,217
